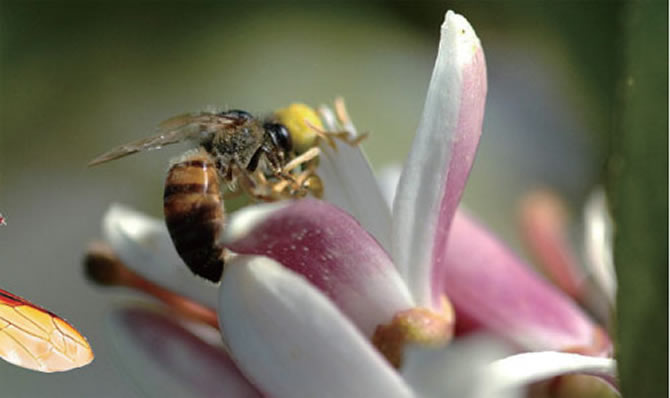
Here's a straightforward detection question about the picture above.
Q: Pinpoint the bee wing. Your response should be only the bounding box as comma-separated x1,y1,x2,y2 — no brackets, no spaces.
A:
157,111,218,130
0,289,94,372
88,113,235,166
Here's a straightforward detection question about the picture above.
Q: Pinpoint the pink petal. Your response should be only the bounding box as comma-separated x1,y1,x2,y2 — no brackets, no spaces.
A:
393,11,487,307
218,255,414,398
519,189,585,301
439,210,611,356
223,199,414,337
108,305,262,398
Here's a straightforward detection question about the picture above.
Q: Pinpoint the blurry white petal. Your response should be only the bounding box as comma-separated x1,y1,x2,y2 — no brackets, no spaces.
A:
223,199,414,337
377,164,403,209
317,107,393,251
318,105,338,131
102,204,218,308
108,305,261,398
485,352,618,394
584,188,617,306
219,255,414,398
393,11,487,306
402,334,519,398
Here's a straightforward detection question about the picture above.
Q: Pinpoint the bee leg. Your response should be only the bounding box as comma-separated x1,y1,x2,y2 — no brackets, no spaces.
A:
334,96,352,125
252,167,312,200
291,169,324,198
324,131,369,147
254,169,291,200
232,164,282,202
269,178,293,198
306,120,368,151
282,147,321,174
303,174,324,198
331,97,368,147
305,119,337,149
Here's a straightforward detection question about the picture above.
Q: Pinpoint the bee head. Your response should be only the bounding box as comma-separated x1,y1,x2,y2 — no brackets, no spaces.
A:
264,122,293,154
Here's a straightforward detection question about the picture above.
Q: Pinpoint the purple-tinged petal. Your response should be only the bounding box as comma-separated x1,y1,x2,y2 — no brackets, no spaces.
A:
316,105,393,251
108,305,262,398
102,204,219,308
393,11,487,306
223,199,414,337
440,210,612,356
486,352,618,395
218,255,414,398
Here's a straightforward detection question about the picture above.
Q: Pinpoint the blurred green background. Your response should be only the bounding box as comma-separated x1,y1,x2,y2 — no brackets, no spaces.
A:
0,1,664,397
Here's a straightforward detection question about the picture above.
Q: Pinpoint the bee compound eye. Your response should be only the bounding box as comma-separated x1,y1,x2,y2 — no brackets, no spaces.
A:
265,123,293,153
219,109,253,120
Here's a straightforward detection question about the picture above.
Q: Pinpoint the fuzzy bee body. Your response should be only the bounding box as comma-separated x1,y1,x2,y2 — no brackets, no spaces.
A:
163,149,226,282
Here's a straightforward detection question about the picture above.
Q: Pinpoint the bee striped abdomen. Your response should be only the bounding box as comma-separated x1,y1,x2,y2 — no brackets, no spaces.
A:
164,150,225,282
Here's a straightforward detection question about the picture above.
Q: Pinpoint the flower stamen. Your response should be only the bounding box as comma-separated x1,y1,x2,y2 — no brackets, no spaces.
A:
84,242,219,329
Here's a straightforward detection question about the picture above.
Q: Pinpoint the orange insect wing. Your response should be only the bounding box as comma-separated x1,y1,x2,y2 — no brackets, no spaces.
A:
0,289,93,372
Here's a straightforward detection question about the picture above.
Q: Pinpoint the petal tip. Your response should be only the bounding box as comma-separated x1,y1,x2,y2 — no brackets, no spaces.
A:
441,10,482,64
103,203,140,239
102,203,161,248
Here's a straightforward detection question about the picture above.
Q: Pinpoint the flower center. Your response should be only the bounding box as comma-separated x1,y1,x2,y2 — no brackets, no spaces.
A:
371,296,455,368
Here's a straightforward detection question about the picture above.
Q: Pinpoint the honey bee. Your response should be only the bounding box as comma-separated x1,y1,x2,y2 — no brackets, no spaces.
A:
89,104,356,282
90,108,320,194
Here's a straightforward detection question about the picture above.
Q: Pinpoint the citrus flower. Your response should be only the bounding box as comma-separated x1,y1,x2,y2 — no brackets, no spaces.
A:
86,10,617,397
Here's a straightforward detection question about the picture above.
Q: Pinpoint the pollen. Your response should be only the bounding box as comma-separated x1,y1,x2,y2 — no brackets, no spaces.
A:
274,103,324,155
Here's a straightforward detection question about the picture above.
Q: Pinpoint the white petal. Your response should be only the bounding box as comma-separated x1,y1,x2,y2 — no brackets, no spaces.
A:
402,334,520,398
392,11,487,306
316,106,393,252
377,164,403,209
102,204,218,308
485,352,618,393
219,255,414,398
583,188,617,306
107,305,261,398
